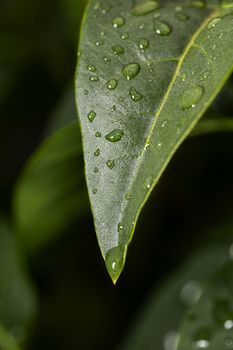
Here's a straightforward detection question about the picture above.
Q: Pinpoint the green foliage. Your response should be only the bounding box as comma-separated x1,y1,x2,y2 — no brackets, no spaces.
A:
76,0,233,282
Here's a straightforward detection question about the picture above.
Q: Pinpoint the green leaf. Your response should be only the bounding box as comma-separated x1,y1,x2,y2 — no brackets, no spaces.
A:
192,114,233,136
76,0,233,282
13,123,88,253
120,227,233,349
0,324,21,350
177,260,233,350
0,221,37,345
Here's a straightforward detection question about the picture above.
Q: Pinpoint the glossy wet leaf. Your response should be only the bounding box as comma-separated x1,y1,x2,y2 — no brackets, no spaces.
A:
120,226,233,349
177,261,233,350
0,221,37,345
76,0,233,283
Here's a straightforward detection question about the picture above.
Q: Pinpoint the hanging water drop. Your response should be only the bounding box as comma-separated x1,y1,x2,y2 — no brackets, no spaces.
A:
105,244,126,284
107,79,118,90
112,17,125,28
105,129,124,142
180,85,205,110
112,45,125,55
129,87,143,102
132,1,161,16
154,20,172,36
88,111,96,122
122,63,140,80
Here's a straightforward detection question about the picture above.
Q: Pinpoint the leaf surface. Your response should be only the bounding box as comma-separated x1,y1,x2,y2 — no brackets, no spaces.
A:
76,0,233,282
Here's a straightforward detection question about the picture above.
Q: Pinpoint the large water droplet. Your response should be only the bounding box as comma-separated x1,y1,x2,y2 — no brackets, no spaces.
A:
138,38,149,51
154,20,172,36
224,320,233,330
122,63,140,80
112,45,125,55
208,18,221,29
106,160,115,169
180,85,204,110
88,111,96,122
112,17,125,28
105,244,126,284
107,79,118,90
132,1,160,16
129,87,143,102
175,7,189,21
105,129,124,142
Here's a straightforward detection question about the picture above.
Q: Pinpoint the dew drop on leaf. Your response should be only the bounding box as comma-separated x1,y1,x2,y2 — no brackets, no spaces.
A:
112,17,125,28
105,129,124,142
95,40,104,46
94,167,99,173
225,337,233,349
103,56,111,62
84,90,89,95
107,79,118,90
111,105,116,111
180,85,205,110
94,2,101,10
224,320,233,330
181,72,187,82
125,192,131,200
87,65,96,72
121,32,129,40
122,63,141,80
132,1,161,16
112,45,125,55
93,188,98,194
144,176,153,189
88,110,96,122
95,132,101,137
154,20,172,36
193,340,210,349
138,38,149,51
208,18,221,29
105,244,126,284
94,148,100,156
129,87,143,102
174,7,189,21
179,280,202,306
90,76,99,82
106,160,115,169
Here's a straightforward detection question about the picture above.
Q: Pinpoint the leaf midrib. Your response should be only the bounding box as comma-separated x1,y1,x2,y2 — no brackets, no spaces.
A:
117,8,220,246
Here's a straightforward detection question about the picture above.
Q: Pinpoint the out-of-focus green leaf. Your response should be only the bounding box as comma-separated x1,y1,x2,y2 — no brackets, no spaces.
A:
192,115,233,136
0,324,21,350
0,221,37,345
76,0,233,283
177,260,233,350
13,123,88,253
120,226,233,350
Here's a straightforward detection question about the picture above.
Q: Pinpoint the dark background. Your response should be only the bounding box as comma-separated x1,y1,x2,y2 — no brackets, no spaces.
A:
0,1,232,349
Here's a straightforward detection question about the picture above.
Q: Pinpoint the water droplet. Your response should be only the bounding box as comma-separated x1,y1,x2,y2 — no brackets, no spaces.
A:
224,320,233,330
181,72,187,82
94,148,100,156
191,0,206,8
106,160,115,169
105,129,124,142
180,281,202,306
118,222,123,233
138,38,149,51
112,45,125,55
132,1,161,16
129,87,143,102
112,17,125,28
144,176,153,189
100,31,106,36
95,132,101,137
94,2,101,10
118,96,124,102
139,23,146,30
193,327,212,348
219,31,224,39
90,76,99,82
125,192,131,200
107,79,118,90
201,71,210,81
77,51,81,57
84,90,89,95
175,7,189,21
121,32,129,40
154,20,172,36
103,56,111,62
94,167,99,173
95,40,104,46
93,188,98,194
162,120,168,128
88,65,96,72
88,111,96,122
105,244,126,284
180,85,204,110
111,105,117,111
208,17,221,29
122,63,140,80
164,331,179,350
157,142,162,150
225,337,233,348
